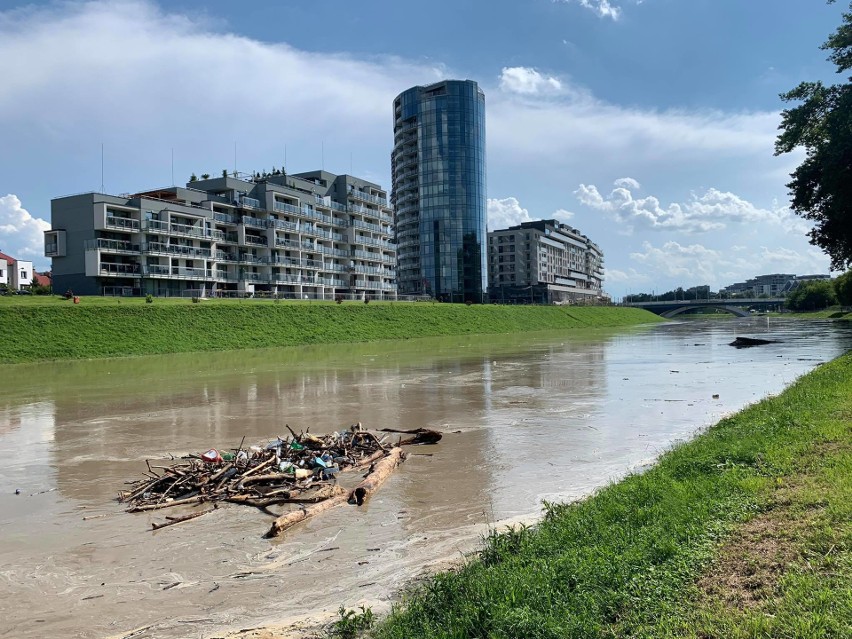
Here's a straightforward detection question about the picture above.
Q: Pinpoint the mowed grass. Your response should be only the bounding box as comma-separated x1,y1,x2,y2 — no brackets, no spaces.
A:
0,297,661,363
373,353,852,639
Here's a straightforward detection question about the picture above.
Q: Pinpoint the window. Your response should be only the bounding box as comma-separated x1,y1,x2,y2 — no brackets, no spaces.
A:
21,270,27,279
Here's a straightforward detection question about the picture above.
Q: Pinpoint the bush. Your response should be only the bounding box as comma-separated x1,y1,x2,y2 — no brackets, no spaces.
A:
145,294,153,304
335,295,344,304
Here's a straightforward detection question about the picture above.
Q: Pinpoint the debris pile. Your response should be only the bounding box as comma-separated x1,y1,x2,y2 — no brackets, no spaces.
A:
118,425,441,537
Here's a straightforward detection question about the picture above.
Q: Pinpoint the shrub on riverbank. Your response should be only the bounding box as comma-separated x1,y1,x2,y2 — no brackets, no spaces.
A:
0,301,661,364
375,353,852,638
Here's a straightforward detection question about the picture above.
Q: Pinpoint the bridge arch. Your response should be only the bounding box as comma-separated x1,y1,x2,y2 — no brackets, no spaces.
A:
661,305,750,318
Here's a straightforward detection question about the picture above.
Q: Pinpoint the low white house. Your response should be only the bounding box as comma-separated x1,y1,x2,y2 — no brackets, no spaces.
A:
0,251,33,290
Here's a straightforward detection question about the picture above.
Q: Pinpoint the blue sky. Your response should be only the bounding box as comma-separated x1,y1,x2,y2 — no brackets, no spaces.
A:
0,0,846,298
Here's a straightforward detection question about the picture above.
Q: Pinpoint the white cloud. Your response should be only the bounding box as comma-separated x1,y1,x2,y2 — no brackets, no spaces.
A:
0,0,443,190
488,197,575,231
488,197,534,230
626,240,830,290
553,0,622,21
613,177,641,190
0,194,50,262
575,178,809,234
499,67,563,96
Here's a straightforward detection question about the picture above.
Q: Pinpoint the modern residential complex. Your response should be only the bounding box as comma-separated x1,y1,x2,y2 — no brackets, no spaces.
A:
45,171,396,298
723,273,831,297
391,80,487,302
0,251,33,291
487,220,606,304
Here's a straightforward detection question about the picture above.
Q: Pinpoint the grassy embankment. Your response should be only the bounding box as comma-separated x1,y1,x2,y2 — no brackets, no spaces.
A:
373,353,852,639
0,297,661,364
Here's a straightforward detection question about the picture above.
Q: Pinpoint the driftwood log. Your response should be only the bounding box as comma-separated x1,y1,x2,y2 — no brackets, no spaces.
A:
264,447,407,538
348,447,406,506
380,428,443,445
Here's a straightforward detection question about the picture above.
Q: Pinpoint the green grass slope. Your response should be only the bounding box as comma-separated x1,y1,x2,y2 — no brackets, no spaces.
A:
0,300,661,363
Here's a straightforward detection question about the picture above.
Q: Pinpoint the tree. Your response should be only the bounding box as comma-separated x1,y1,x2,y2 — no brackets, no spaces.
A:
834,270,852,305
786,280,838,311
775,1,852,270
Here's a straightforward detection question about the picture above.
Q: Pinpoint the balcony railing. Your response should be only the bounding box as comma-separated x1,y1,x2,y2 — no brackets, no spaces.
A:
214,212,240,224
348,190,388,206
240,196,261,209
144,243,212,258
352,219,383,233
216,251,238,261
239,254,266,265
99,262,140,275
317,245,350,258
274,201,300,215
86,238,140,253
271,219,299,232
242,215,266,229
106,216,140,231
244,235,267,246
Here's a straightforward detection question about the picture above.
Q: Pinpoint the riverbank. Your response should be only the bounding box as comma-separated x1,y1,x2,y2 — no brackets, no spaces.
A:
370,352,852,639
0,299,661,364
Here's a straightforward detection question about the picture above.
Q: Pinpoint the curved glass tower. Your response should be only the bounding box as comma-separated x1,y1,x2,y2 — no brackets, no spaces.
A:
391,80,486,302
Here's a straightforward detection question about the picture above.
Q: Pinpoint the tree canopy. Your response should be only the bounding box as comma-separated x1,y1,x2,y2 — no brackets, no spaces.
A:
775,1,852,270
834,270,852,305
786,280,838,311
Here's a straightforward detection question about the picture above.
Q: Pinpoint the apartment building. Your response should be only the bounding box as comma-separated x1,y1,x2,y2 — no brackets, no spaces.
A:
45,171,396,298
487,220,605,304
391,80,487,302
0,251,33,291
723,273,831,297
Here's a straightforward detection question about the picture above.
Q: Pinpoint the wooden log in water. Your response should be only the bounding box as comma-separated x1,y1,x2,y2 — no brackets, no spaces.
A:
264,448,406,538
263,491,350,538
348,447,406,506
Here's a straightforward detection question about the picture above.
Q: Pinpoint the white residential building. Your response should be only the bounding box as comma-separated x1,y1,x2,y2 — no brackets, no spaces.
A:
487,219,606,304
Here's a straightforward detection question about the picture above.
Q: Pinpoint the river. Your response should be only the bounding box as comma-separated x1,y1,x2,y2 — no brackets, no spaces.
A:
1,317,850,638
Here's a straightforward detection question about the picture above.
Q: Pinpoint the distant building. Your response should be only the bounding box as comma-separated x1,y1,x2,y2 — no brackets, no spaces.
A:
0,251,33,291
392,80,487,302
45,171,396,298
723,273,831,297
32,272,51,288
487,220,606,304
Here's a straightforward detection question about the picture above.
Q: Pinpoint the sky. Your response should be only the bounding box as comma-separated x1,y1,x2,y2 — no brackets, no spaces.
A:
0,0,847,299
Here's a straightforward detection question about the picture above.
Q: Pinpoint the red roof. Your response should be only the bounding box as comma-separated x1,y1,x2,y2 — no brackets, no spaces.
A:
33,272,51,287
0,251,16,265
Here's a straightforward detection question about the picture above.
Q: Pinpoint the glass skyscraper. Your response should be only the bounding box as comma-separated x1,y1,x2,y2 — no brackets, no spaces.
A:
391,80,487,302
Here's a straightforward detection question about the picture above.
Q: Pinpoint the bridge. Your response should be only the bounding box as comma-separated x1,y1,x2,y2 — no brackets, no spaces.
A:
625,298,786,318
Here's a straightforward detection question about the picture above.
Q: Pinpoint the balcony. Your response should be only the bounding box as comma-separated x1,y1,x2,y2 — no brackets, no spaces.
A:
240,196,262,209
352,219,382,233
239,254,266,265
242,215,267,229
241,272,267,282
348,190,388,206
273,201,299,215
216,251,238,261
144,242,212,258
142,265,211,279
214,212,240,224
86,238,140,253
244,235,267,246
99,262,140,276
275,238,304,250
317,245,350,258
271,219,299,232
105,216,140,231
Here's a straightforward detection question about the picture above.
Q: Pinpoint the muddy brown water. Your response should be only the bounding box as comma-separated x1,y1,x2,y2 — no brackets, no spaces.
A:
1,318,850,638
